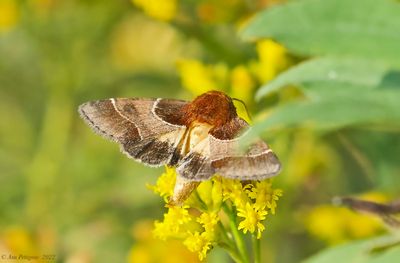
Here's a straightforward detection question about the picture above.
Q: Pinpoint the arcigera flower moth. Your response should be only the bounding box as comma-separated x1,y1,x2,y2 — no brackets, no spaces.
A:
78,91,281,205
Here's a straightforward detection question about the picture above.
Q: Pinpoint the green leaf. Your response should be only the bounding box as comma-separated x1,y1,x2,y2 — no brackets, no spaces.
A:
303,240,368,263
241,0,400,67
250,89,400,136
365,247,400,263
303,235,400,263
255,57,400,100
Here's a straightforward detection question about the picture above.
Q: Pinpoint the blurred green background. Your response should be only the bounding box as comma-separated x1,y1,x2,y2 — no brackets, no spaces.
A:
1,0,400,262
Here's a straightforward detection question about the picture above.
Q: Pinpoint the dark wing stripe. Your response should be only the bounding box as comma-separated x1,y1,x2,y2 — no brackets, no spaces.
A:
177,152,214,181
122,138,172,166
79,98,188,167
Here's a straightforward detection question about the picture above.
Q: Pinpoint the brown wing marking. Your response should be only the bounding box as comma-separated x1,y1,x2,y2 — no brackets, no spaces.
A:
79,98,188,167
211,140,281,180
209,117,281,180
78,99,140,144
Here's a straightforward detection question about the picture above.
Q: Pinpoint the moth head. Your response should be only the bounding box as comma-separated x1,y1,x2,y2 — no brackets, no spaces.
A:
183,91,237,127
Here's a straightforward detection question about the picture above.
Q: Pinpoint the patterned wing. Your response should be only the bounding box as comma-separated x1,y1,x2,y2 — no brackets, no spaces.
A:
78,98,188,167
209,117,281,180
176,117,281,181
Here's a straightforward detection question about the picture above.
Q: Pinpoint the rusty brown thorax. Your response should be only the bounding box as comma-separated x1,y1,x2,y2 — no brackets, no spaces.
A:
182,91,238,128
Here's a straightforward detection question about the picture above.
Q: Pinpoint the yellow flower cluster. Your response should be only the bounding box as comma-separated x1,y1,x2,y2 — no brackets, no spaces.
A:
306,195,385,245
129,220,201,263
176,60,229,96
184,211,219,260
250,39,290,83
131,0,177,21
177,39,290,102
148,167,282,260
221,178,282,239
147,166,176,202
0,0,19,33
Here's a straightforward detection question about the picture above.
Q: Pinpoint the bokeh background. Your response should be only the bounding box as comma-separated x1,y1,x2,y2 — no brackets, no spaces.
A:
1,0,400,262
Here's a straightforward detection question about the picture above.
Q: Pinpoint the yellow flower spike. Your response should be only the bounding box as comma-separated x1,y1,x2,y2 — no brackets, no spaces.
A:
132,0,177,21
147,166,176,201
250,39,289,83
197,212,219,240
153,220,173,241
0,0,19,33
230,65,255,105
177,59,219,96
237,203,268,239
257,40,286,65
306,205,383,244
165,206,192,226
2,227,36,256
267,189,283,215
183,232,212,261
247,180,283,214
153,205,193,240
220,178,249,209
196,180,213,208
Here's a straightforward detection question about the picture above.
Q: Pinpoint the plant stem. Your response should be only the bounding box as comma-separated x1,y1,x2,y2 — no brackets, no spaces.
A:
219,242,243,263
252,235,261,263
223,203,250,263
218,221,234,245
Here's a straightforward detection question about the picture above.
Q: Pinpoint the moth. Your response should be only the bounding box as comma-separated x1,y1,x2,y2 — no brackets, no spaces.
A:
78,90,281,205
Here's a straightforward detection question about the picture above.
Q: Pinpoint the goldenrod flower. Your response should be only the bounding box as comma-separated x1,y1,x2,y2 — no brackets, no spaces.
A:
129,220,201,263
183,231,212,261
250,39,289,83
268,189,283,215
150,168,282,261
306,205,383,244
237,202,268,239
0,0,19,33
147,166,176,201
195,178,223,211
231,65,255,105
220,178,248,210
153,206,192,240
247,180,283,214
177,59,220,96
197,212,219,240
132,0,177,21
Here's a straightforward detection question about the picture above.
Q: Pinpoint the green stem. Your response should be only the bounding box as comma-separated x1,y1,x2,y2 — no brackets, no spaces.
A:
218,221,234,245
219,242,243,263
223,204,250,263
252,235,261,263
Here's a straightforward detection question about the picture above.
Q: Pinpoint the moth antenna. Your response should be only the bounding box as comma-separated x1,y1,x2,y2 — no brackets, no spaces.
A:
232,98,252,122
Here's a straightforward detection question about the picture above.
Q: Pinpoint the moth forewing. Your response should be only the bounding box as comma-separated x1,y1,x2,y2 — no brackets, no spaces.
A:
79,98,189,167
